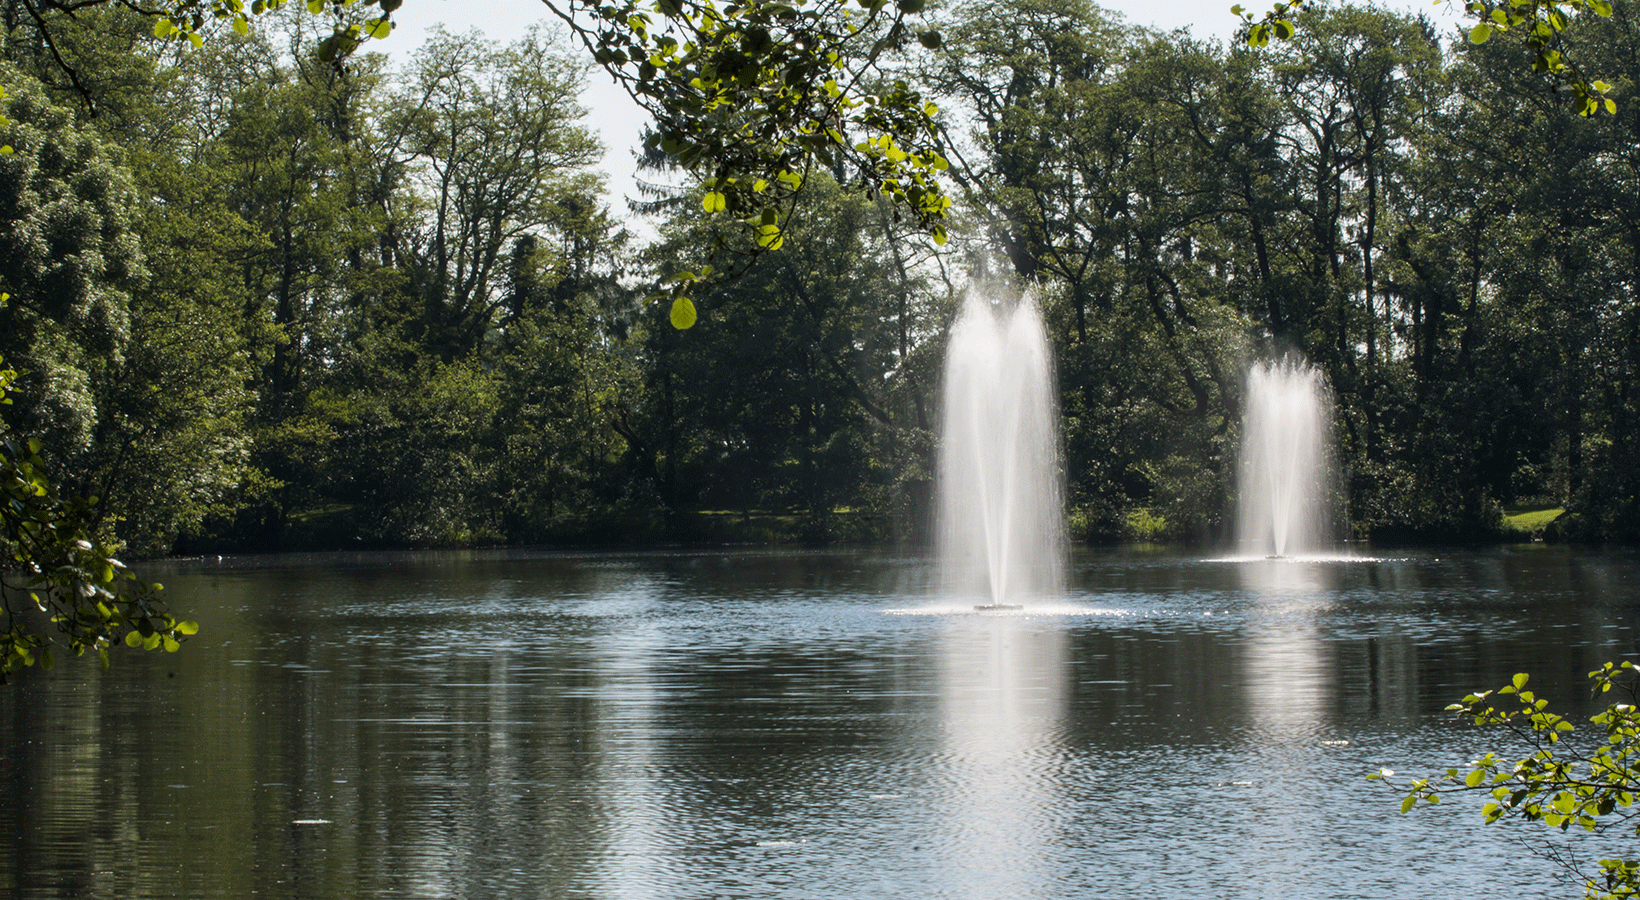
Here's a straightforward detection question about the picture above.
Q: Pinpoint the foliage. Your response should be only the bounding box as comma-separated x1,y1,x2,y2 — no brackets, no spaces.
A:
384,25,605,358
0,298,196,681
0,67,200,678
1235,0,1618,115
632,173,938,541
0,61,145,461
144,0,396,62
538,0,952,322
1374,665,1640,899
11,0,953,329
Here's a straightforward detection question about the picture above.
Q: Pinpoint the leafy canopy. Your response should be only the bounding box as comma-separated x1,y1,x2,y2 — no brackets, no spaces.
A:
123,0,952,328
538,0,950,327
146,0,398,59
1235,0,1618,116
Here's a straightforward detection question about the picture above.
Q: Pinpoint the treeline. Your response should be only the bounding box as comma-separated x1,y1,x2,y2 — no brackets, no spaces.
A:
0,1,1635,555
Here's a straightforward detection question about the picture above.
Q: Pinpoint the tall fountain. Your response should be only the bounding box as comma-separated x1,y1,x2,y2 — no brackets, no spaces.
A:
1236,356,1336,558
936,287,1065,609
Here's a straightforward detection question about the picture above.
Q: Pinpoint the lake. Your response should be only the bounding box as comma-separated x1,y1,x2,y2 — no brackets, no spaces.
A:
4,545,1639,899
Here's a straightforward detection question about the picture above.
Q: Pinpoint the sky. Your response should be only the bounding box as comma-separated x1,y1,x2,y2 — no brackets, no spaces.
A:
378,0,1468,217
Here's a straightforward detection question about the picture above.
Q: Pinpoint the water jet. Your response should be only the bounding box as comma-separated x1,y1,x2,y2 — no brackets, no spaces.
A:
936,286,1065,608
1235,356,1336,559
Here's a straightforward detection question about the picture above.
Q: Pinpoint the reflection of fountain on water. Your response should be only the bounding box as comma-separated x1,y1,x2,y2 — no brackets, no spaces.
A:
936,287,1065,610
1236,357,1337,559
935,616,1068,898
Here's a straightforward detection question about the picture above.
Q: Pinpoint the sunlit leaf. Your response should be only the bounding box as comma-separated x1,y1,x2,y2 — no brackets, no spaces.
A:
670,297,698,329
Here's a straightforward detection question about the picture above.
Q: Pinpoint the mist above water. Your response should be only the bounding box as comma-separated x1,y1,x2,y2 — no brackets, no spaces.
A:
935,288,1065,606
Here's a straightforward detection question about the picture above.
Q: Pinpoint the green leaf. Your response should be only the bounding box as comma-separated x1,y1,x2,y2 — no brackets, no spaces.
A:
702,191,727,213
1470,22,1492,43
670,297,698,329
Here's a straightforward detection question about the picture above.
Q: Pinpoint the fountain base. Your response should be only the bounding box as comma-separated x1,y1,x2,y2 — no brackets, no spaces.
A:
974,604,1023,612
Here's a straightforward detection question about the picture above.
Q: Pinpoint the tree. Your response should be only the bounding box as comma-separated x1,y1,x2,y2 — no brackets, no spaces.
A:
0,68,198,676
537,0,951,324
1,296,196,681
1376,664,1640,900
631,173,935,541
383,25,604,358
1404,0,1640,540
12,0,953,327
1237,0,1618,116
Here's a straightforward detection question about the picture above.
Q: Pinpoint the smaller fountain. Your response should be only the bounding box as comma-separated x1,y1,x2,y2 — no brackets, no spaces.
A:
1236,356,1336,558
935,286,1065,610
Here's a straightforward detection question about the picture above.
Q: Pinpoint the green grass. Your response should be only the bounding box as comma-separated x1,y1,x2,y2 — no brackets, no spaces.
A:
1502,504,1565,536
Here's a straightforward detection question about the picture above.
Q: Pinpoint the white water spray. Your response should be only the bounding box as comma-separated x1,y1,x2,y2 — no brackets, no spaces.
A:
1236,357,1336,558
936,288,1065,607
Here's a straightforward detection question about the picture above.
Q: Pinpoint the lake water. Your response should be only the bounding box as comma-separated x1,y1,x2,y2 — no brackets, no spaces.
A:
4,546,1640,899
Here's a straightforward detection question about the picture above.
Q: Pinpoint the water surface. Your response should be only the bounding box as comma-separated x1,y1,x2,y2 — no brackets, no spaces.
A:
4,546,1638,899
